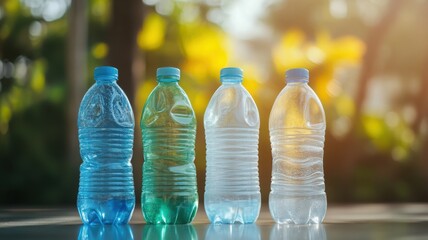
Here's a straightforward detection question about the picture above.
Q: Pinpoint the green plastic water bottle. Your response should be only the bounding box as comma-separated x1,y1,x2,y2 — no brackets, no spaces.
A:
141,67,198,224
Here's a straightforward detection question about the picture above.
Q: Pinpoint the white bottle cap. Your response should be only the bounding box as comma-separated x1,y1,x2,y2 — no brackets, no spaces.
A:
285,68,309,83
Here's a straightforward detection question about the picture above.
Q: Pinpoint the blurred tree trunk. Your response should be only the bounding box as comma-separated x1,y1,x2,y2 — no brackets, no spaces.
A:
66,0,87,165
412,57,428,133
107,0,145,204
334,0,404,200
107,0,144,102
352,0,404,128
413,53,428,184
412,2,428,135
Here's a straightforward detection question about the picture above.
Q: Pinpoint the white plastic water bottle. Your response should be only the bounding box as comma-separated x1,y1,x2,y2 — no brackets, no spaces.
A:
204,67,261,224
269,68,327,224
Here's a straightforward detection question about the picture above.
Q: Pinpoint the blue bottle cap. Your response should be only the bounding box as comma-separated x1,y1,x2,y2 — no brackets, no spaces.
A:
94,66,118,80
220,67,243,78
156,67,180,79
286,68,309,83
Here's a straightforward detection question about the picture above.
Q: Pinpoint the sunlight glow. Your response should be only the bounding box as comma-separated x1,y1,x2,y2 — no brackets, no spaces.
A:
329,0,348,19
21,0,70,22
137,13,166,50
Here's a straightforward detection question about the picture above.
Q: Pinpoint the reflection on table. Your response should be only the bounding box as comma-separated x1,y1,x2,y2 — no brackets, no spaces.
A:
1,205,428,240
270,223,326,240
78,224,134,240
205,223,260,240
142,224,197,240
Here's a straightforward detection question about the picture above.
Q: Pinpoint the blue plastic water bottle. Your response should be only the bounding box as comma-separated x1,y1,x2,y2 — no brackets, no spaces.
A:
77,66,135,225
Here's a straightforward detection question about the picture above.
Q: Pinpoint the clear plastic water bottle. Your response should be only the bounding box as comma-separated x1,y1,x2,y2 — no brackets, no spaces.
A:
141,67,198,224
269,68,327,224
77,66,135,225
204,67,260,224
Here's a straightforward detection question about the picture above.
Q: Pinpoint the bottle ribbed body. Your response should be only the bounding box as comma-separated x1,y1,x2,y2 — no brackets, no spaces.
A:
141,80,198,224
204,128,260,223
141,127,198,224
78,127,135,224
77,77,135,225
269,128,326,224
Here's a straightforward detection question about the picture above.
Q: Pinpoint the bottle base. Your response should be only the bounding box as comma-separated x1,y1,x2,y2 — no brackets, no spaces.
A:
269,193,326,224
204,194,261,224
142,194,198,224
78,198,135,225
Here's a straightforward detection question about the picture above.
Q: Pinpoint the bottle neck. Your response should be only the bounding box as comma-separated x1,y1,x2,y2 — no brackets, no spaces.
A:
158,81,179,86
95,76,117,84
221,76,242,84
286,80,308,86
157,76,179,83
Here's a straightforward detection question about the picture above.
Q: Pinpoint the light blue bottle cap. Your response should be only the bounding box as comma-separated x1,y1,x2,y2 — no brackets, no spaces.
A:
94,66,118,80
286,68,309,83
221,67,243,78
220,67,243,83
157,67,180,79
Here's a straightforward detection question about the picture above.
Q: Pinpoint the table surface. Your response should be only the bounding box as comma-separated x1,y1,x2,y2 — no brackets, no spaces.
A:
1,204,428,240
